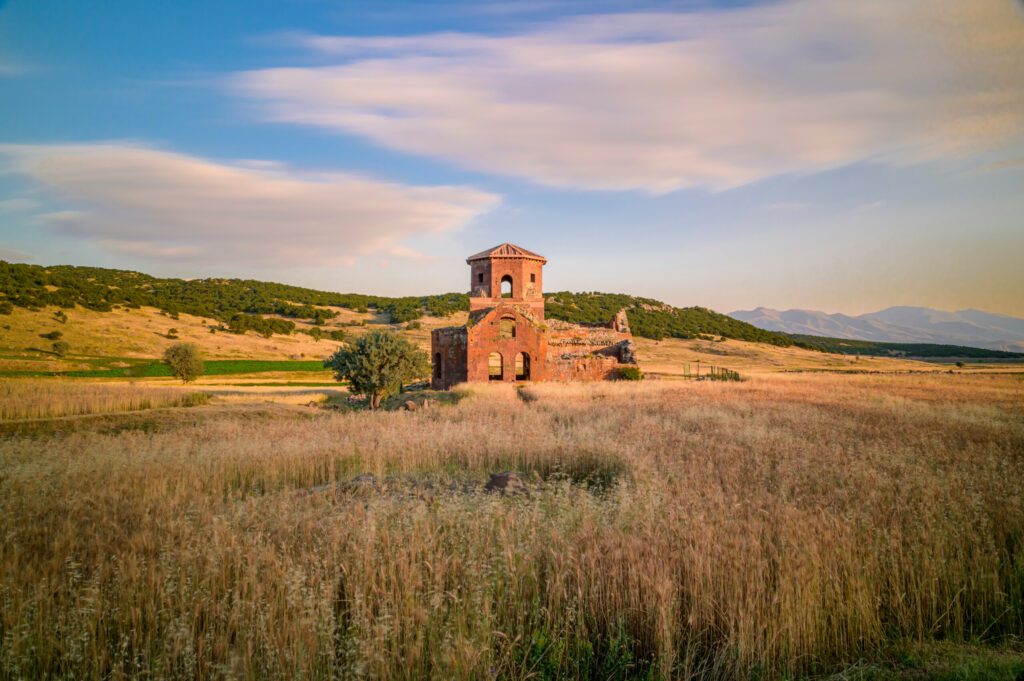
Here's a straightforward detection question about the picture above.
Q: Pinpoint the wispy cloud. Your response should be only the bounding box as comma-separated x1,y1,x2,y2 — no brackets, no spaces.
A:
0,248,34,263
0,144,499,267
235,0,1024,193
979,156,1024,172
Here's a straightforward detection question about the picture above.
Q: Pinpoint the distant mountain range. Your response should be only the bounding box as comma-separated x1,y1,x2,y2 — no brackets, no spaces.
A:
729,306,1024,352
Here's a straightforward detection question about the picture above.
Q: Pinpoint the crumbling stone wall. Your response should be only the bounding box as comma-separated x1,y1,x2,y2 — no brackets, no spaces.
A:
430,327,468,389
465,306,549,383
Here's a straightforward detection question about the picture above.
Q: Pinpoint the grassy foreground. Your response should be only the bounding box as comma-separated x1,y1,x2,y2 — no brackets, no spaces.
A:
1,375,1023,679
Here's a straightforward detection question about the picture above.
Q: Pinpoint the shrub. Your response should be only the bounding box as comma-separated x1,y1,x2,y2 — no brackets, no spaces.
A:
0,300,12,315
618,366,642,381
51,341,70,357
324,331,429,409
163,342,205,383
40,330,63,341
329,329,347,341
406,321,422,331
167,328,179,339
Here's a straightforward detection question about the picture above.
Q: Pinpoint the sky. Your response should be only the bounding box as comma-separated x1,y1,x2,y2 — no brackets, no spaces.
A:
1,0,1023,316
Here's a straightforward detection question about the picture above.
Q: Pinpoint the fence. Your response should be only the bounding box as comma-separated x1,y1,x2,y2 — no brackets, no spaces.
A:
682,363,742,381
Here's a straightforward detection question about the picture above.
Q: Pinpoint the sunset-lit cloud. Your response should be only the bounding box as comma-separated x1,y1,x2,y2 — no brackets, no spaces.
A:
0,144,499,266
236,0,1024,192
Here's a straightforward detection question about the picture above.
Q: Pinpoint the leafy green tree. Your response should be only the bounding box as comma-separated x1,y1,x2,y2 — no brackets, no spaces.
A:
324,331,429,409
163,342,205,383
308,327,324,343
51,341,70,357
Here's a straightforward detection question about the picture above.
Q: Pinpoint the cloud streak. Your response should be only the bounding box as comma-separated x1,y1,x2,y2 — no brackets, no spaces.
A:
235,0,1024,192
0,144,499,266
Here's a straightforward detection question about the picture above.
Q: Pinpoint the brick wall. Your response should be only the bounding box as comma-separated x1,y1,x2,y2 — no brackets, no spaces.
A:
430,327,468,389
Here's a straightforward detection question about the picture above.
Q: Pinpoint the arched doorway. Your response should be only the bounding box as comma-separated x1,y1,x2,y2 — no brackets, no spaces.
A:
488,352,503,380
515,352,530,381
500,275,513,298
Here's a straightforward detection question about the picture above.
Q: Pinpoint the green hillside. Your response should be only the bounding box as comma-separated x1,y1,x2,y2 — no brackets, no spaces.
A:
2,260,1020,358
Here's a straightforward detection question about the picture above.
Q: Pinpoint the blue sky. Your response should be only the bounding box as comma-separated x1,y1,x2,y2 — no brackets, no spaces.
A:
1,0,1023,315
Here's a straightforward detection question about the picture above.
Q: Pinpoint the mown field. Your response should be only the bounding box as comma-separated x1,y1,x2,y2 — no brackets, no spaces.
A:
1,374,1022,679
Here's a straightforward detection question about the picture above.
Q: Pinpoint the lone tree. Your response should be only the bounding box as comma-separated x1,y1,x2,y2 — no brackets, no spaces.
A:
163,342,204,383
324,331,429,409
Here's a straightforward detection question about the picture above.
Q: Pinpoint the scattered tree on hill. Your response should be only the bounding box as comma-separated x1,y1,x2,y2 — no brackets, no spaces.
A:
51,341,70,357
329,329,347,342
163,342,205,383
324,331,429,410
167,328,179,339
308,327,324,343
54,310,68,323
40,330,63,341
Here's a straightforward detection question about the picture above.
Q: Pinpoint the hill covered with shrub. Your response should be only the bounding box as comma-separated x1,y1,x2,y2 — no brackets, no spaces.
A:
2,261,1020,358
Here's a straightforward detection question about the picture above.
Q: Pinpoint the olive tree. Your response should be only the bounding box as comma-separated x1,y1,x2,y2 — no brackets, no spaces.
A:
163,342,204,383
324,331,429,409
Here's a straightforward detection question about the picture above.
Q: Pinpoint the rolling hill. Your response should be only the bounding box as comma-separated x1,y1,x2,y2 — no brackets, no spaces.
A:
2,260,1021,360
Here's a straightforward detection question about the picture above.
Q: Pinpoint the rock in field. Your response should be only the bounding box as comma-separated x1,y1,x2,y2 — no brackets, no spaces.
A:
484,471,528,495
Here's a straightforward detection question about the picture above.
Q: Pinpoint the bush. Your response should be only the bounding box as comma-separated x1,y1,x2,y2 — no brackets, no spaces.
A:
324,331,429,409
167,328,179,339
40,330,63,341
618,366,642,381
163,342,204,383
406,321,422,330
0,300,12,315
227,313,295,338
329,329,347,342
51,341,70,357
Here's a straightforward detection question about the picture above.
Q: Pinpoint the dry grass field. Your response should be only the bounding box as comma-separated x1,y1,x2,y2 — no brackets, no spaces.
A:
0,379,209,421
1,374,1022,679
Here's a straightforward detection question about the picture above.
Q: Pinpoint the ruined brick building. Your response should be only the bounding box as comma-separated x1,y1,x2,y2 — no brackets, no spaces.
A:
431,243,637,389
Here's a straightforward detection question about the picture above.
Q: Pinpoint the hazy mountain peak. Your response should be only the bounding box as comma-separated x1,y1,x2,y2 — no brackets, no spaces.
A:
729,306,1024,352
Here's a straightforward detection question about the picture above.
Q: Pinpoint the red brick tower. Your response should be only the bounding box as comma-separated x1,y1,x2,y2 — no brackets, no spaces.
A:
466,243,546,320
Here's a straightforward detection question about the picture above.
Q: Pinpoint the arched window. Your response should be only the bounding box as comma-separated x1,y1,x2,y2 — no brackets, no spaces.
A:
499,316,516,339
433,352,443,380
488,352,504,380
515,352,530,381
500,275,513,298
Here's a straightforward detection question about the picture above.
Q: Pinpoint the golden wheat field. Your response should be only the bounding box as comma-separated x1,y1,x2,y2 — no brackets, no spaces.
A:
1,374,1023,679
0,380,209,421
